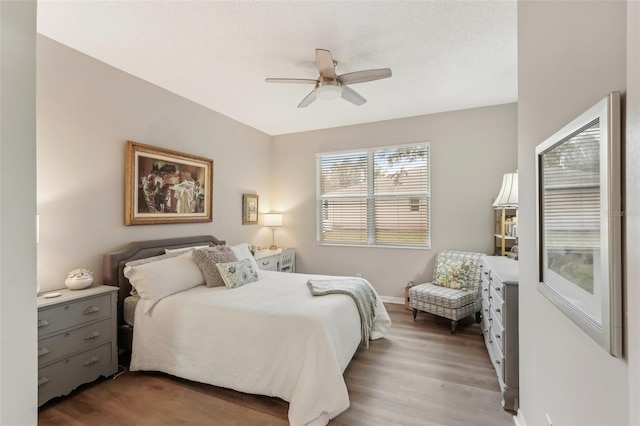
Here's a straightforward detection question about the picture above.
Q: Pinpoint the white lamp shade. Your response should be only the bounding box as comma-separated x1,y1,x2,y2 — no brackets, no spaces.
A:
264,213,283,227
492,172,518,207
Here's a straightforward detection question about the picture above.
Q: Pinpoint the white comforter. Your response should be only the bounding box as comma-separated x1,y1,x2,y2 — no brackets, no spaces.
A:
130,271,391,426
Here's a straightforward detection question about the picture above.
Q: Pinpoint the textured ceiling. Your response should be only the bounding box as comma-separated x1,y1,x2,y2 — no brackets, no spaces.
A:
37,0,517,136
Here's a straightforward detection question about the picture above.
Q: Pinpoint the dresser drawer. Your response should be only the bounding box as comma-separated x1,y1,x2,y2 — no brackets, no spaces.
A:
490,285,504,316
256,256,277,271
491,314,505,353
38,294,111,338
38,318,112,367
489,336,505,381
38,342,114,403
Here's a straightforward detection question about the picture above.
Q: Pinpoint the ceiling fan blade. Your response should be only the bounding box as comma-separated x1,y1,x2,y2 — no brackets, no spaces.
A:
338,68,392,85
316,49,336,79
341,86,367,106
265,78,318,84
297,90,318,108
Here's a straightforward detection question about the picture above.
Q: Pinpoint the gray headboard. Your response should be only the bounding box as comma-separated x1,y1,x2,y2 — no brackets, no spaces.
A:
103,235,225,326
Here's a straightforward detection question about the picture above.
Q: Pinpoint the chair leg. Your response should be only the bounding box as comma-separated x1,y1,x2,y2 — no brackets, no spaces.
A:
451,320,458,334
475,311,481,323
412,308,417,321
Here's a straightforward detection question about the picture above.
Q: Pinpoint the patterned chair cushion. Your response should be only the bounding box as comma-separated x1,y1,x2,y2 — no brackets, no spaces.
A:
409,283,477,309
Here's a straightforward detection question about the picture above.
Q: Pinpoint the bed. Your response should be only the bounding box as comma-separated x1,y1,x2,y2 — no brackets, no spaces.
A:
103,235,391,426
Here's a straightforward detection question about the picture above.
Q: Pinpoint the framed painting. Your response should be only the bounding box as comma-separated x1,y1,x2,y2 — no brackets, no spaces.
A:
125,141,213,225
242,194,259,225
535,92,622,357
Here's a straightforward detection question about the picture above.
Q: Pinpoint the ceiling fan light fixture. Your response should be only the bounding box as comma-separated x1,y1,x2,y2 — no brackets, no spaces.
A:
316,84,342,101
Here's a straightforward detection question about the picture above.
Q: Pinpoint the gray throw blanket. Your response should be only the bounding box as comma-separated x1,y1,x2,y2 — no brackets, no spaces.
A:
307,278,377,348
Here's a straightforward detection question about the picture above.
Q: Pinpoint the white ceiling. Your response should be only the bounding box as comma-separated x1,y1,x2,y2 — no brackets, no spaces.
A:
36,0,517,136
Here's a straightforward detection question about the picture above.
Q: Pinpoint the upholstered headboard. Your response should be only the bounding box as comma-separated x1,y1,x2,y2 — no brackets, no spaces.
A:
102,235,225,327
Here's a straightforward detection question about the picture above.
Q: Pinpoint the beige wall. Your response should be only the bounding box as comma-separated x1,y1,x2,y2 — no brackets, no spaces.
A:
626,1,640,423
37,36,274,293
272,104,517,298
518,1,629,425
0,0,38,422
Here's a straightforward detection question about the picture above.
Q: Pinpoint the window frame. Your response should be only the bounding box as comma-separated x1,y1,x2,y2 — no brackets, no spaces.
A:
315,142,431,249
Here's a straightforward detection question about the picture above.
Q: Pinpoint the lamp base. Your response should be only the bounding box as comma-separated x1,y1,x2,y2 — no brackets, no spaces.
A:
269,245,277,250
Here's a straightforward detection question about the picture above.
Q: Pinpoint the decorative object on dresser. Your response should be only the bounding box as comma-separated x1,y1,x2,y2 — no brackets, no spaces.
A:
64,268,94,290
535,92,622,357
481,255,518,411
242,194,259,225
493,171,518,256
254,247,295,272
124,140,213,225
263,212,283,250
409,250,484,333
37,286,118,406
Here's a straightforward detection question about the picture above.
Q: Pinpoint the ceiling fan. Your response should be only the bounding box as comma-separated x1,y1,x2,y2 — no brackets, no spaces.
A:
266,49,392,108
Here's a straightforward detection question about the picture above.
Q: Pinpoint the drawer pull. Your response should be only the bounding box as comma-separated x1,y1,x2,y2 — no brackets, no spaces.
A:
488,339,493,344
484,308,489,312
488,318,493,322
495,308,501,313
483,288,488,292
38,348,51,357
495,359,501,365
85,331,101,340
38,377,50,387
262,261,269,266
483,329,489,333
38,319,51,328
483,271,489,275
83,306,101,315
495,333,501,339
495,287,501,292
83,356,101,366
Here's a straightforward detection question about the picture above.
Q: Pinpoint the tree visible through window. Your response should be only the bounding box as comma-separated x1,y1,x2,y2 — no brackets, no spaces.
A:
316,143,430,248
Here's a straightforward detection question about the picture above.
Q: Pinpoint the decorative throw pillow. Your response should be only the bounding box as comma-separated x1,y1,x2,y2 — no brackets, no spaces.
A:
123,252,205,313
216,258,259,289
432,259,474,291
192,246,238,287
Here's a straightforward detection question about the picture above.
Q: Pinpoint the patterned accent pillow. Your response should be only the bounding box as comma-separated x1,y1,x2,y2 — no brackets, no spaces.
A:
192,246,238,288
215,258,259,289
432,259,475,291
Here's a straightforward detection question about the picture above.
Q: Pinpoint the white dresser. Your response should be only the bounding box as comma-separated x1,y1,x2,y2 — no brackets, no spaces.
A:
481,256,519,411
37,285,118,406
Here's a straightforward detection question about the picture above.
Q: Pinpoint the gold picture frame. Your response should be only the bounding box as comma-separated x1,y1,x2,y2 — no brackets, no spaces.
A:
125,140,213,225
242,194,259,225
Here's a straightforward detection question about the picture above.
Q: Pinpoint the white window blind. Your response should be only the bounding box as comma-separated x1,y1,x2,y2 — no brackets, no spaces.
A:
316,143,430,248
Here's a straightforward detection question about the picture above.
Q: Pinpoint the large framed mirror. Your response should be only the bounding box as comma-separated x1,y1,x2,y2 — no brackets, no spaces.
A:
535,92,622,357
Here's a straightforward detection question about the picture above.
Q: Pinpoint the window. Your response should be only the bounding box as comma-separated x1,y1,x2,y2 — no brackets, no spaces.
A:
316,143,430,248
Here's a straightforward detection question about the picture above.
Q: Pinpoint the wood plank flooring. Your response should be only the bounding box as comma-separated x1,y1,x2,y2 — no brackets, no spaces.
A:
39,304,515,426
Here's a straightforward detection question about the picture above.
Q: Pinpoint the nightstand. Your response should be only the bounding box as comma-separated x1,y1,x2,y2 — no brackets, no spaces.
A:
254,250,279,271
254,247,295,272
37,285,118,406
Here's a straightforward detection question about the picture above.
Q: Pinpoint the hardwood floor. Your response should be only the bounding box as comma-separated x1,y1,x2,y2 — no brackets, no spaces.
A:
38,304,515,426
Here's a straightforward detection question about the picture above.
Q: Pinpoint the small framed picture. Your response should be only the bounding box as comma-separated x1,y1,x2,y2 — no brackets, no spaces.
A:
242,194,259,225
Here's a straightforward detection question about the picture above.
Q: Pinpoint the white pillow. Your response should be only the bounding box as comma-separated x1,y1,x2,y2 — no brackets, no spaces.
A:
230,243,261,272
123,252,205,313
165,245,210,254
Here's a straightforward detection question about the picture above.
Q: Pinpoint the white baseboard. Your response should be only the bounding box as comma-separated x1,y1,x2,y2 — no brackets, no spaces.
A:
380,296,404,304
513,409,527,426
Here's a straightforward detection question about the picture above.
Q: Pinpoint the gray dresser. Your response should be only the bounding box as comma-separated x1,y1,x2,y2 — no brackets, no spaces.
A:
37,285,118,406
480,256,519,411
